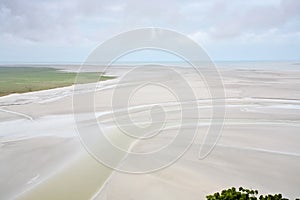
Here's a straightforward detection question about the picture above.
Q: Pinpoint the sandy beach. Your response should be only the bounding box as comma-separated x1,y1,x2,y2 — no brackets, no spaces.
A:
1,64,300,199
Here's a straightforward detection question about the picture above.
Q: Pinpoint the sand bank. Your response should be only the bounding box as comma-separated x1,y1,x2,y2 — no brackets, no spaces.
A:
0,65,300,199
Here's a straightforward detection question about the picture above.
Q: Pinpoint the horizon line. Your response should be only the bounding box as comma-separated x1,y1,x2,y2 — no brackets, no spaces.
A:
0,59,299,65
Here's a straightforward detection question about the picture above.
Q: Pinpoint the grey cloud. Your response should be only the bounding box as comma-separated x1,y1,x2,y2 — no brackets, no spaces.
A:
0,0,181,43
0,0,124,42
206,0,300,39
0,0,299,43
0,0,77,42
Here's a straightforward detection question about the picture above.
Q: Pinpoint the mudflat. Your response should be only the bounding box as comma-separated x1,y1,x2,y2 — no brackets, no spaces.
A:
0,64,299,199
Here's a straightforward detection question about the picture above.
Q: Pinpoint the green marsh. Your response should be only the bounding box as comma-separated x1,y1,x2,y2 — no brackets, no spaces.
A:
0,67,114,96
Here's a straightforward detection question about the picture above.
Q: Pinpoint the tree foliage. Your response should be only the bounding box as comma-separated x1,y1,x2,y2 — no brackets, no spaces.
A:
206,187,299,200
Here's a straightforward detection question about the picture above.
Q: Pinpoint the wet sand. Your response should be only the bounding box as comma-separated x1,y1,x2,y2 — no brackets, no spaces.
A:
0,65,300,199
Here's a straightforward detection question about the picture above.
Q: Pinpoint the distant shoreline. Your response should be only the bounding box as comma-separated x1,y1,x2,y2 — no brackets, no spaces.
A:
1,60,300,71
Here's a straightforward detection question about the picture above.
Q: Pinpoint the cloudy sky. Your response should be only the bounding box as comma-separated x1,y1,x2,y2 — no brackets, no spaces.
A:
0,0,299,63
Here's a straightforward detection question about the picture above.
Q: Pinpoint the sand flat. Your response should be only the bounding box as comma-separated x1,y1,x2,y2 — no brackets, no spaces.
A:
0,65,300,199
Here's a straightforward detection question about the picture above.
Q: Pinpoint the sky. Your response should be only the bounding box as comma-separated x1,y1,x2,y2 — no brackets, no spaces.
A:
0,0,300,63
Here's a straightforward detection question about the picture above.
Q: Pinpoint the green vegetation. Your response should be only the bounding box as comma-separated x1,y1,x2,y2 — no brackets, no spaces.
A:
0,67,114,96
206,187,299,200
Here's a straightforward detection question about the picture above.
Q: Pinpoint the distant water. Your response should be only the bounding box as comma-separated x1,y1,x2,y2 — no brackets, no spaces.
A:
158,61,300,71
1,61,300,71
94,60,300,71
214,61,300,71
